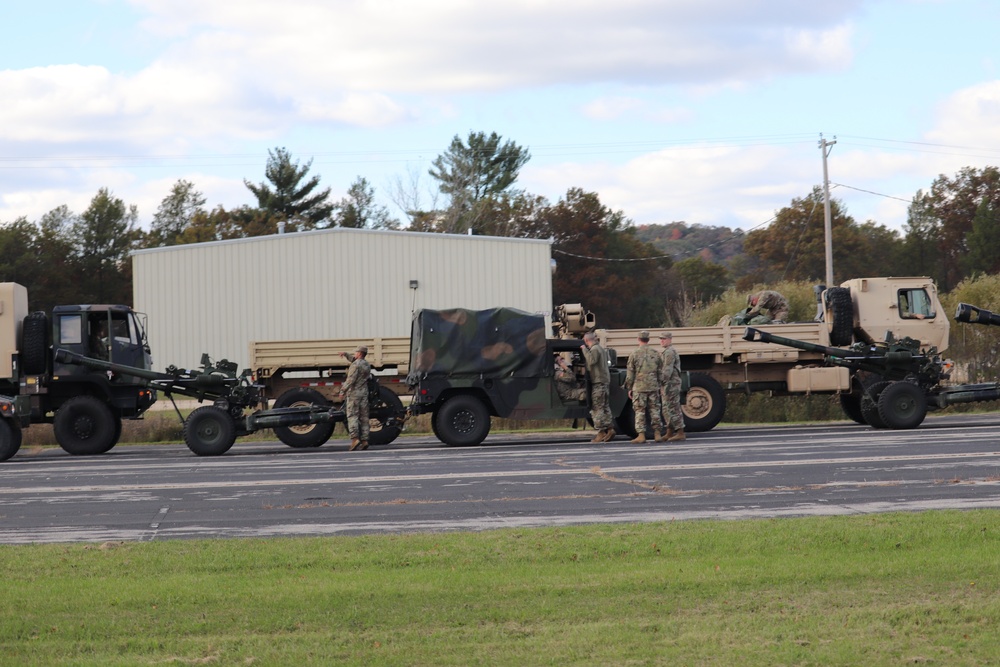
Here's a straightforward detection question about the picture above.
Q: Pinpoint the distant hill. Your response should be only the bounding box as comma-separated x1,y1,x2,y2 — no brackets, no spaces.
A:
633,222,746,268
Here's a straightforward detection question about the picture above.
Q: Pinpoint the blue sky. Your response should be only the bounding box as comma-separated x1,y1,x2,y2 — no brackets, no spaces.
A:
3,0,1000,235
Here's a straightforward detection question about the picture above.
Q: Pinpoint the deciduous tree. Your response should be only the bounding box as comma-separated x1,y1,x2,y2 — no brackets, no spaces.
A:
72,188,140,303
146,179,207,247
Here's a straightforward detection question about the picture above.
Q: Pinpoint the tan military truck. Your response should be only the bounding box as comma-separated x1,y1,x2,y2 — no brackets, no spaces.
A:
599,277,949,431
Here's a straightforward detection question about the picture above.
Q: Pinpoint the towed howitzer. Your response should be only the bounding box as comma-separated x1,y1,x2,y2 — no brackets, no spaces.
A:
742,326,1000,429
741,327,946,386
54,349,346,455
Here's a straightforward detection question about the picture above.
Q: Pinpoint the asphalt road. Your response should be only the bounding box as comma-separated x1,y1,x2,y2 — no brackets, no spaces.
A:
1,414,999,544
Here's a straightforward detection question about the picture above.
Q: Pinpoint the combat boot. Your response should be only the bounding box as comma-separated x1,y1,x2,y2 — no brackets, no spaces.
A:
654,430,667,442
630,433,646,444
667,429,686,442
349,438,362,451
602,429,616,442
358,441,369,451
590,430,605,443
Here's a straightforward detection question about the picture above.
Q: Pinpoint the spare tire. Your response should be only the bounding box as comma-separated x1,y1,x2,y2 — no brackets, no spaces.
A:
825,287,854,346
21,312,49,375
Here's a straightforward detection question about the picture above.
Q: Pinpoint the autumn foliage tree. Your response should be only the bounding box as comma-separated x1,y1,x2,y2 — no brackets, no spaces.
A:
742,187,904,287
542,189,670,329
911,166,1000,289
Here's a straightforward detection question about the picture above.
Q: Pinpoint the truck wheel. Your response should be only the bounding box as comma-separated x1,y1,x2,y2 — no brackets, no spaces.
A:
839,393,866,425
682,373,726,432
860,381,891,428
825,287,854,346
435,395,491,446
431,409,445,442
369,386,404,446
0,419,23,462
184,406,237,456
614,402,637,439
53,395,117,455
877,382,927,429
273,388,334,448
22,312,49,375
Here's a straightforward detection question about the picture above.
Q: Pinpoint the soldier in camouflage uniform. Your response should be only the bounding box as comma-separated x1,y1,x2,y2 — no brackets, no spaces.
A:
582,332,614,442
339,345,372,451
746,290,789,324
625,330,665,444
554,355,586,402
658,331,685,442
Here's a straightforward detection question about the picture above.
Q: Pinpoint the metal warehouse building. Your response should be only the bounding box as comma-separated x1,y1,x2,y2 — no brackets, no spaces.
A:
132,228,554,372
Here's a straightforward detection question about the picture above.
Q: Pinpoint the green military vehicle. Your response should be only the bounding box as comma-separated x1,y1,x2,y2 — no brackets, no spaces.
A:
406,307,635,447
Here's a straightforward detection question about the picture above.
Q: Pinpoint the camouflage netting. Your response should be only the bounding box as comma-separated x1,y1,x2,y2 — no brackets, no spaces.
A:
409,308,548,379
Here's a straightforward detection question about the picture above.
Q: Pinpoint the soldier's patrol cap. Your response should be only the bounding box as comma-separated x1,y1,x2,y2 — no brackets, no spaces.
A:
354,345,368,354
658,331,672,339
638,330,650,341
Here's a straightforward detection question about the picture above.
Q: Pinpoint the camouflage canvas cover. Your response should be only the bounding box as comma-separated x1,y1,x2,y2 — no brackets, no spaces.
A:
410,308,548,379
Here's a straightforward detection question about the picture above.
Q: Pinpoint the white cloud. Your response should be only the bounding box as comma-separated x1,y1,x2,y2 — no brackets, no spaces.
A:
926,80,1000,148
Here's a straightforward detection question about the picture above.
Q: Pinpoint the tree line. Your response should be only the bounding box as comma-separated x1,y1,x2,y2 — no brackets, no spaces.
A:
3,132,999,328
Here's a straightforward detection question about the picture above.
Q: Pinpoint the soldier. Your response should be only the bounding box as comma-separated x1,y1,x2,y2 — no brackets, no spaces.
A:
745,290,789,324
625,330,665,444
582,332,614,442
339,345,372,451
658,332,685,442
554,355,586,402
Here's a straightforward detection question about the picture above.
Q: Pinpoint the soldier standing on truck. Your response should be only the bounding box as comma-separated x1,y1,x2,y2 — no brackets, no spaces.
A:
658,331,685,442
625,330,665,444
339,345,372,451
582,332,614,443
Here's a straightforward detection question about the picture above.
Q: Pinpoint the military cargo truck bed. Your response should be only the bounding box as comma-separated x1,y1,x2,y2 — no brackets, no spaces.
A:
600,322,827,368
249,337,411,378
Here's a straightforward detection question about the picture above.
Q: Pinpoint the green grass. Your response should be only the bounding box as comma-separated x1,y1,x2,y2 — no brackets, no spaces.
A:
2,511,998,666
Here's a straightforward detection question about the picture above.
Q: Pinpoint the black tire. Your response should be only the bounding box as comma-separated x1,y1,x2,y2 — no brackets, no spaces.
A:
21,311,49,375
877,382,927,430
272,388,334,448
614,402,637,439
839,392,866,425
860,381,891,429
0,419,23,462
53,395,117,455
435,395,491,447
682,373,726,432
839,375,867,425
825,287,854,346
430,409,445,442
184,406,237,456
369,385,404,446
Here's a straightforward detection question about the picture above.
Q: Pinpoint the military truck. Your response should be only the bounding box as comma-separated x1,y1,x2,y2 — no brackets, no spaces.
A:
598,276,949,431
405,307,634,446
0,282,156,461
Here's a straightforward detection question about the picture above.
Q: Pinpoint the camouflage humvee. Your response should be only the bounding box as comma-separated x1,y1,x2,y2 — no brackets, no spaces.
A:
406,307,633,446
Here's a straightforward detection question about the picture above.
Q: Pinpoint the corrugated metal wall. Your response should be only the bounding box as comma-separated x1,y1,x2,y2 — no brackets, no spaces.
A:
132,228,553,371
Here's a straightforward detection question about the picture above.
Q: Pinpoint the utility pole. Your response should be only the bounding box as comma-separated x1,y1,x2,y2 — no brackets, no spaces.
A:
819,134,837,288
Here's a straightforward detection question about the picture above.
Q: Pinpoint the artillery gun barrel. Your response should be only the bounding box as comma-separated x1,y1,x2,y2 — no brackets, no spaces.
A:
55,348,177,384
742,328,859,358
54,348,241,401
955,303,1000,327
743,327,924,371
245,406,346,431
